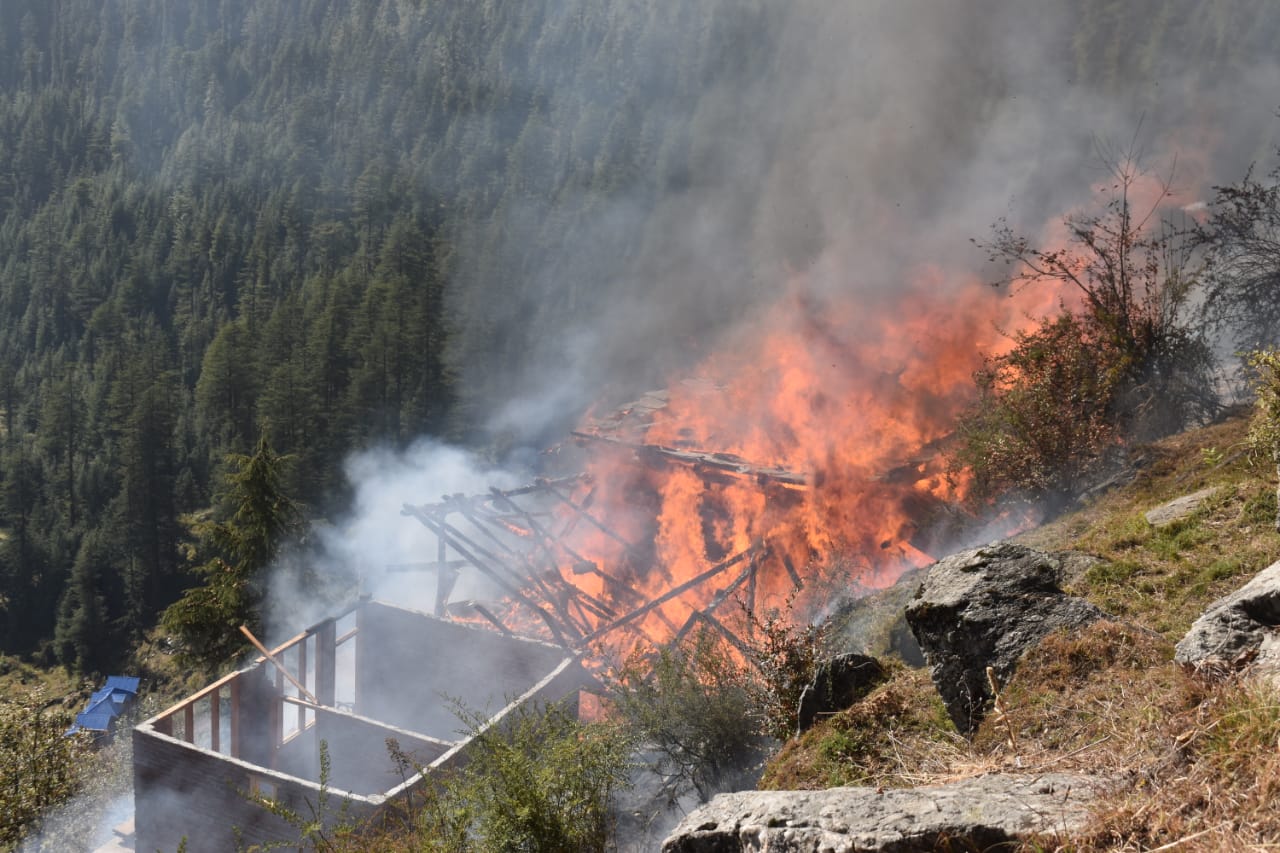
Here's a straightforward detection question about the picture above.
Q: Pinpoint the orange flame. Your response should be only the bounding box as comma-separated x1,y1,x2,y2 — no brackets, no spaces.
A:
544,263,1059,662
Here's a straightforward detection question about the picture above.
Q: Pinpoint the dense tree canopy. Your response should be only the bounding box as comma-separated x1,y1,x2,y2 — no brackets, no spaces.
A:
0,0,788,669
0,0,1276,672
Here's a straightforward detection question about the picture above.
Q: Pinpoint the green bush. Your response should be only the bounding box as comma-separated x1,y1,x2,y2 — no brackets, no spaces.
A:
258,705,632,853
742,606,828,742
0,693,89,849
611,632,768,806
439,704,633,853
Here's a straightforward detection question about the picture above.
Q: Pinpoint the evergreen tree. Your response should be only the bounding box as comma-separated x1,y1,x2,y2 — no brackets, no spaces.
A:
161,435,301,670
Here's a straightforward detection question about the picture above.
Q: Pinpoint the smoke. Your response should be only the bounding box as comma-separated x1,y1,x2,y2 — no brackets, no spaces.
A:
452,0,1280,450
251,0,1280,663
88,5,1280,848
265,439,527,636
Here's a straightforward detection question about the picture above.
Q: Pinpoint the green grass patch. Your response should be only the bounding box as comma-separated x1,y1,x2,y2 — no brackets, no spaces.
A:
1242,489,1277,526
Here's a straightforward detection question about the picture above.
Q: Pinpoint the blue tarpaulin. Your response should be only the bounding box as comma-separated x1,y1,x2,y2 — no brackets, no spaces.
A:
66,675,140,735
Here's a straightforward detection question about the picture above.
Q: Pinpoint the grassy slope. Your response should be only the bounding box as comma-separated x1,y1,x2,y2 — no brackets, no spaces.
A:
9,413,1279,849
763,411,1280,850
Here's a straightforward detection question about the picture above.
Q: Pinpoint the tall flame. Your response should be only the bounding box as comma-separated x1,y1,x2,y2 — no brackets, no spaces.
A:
560,264,1055,656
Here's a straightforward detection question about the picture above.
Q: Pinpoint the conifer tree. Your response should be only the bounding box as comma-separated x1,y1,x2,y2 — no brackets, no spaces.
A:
161,435,301,670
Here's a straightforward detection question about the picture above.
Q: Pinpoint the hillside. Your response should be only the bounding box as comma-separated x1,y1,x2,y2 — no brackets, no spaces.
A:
760,410,1280,850
3,0,1280,848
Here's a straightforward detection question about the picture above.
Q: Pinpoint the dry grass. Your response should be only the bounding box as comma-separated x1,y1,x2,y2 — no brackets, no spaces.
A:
1080,677,1280,851
1019,413,1276,641
763,411,1280,850
758,666,978,790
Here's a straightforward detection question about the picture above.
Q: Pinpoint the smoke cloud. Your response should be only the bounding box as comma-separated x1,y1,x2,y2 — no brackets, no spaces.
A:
455,0,1280,450
257,0,1280,688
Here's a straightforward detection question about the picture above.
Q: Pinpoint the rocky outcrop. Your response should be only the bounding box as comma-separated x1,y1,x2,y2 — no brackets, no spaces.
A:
1144,487,1218,528
905,543,1108,733
824,567,927,666
1175,558,1280,673
661,772,1107,852
795,653,886,734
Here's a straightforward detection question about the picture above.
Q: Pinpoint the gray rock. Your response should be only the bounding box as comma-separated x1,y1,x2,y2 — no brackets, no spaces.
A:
1175,558,1280,672
1054,550,1106,590
904,543,1108,733
661,772,1107,852
825,567,926,667
796,653,887,734
1143,487,1218,528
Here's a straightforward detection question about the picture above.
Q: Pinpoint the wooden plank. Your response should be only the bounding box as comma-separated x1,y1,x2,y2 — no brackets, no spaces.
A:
230,678,241,758
240,626,320,706
296,639,307,732
315,619,336,707
581,546,759,643
209,687,220,753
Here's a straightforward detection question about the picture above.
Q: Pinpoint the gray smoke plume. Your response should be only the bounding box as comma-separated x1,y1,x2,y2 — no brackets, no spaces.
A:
452,0,1280,451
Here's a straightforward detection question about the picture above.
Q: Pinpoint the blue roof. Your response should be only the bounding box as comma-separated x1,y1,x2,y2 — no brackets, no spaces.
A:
104,675,140,694
69,675,140,733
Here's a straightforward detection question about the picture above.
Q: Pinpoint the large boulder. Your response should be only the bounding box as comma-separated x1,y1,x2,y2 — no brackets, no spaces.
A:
1175,558,1280,673
905,543,1108,733
795,653,887,734
661,772,1107,852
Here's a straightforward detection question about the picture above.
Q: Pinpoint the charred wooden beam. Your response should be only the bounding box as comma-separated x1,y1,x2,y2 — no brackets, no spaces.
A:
384,560,470,573
491,474,589,499
541,481,644,558
671,610,752,659
451,502,566,611
446,601,514,637
782,553,804,590
699,611,753,659
414,509,530,594
402,505,574,646
571,432,809,488
488,487,596,572
580,546,760,644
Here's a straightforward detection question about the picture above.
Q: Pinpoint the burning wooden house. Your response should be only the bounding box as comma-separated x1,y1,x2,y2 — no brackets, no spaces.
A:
133,358,971,851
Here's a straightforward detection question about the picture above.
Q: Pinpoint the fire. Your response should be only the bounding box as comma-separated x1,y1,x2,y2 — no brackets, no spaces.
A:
414,168,1202,661
554,264,1054,658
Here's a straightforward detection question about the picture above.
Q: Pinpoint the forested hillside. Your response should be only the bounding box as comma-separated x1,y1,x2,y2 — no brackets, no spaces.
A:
0,0,786,667
0,0,1278,674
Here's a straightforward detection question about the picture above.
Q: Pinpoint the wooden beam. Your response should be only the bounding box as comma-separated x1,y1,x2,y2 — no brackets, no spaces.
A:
403,505,572,646
570,432,809,487
209,687,220,753
384,560,470,573
230,677,241,758
239,626,320,706
580,546,759,643
542,482,641,556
